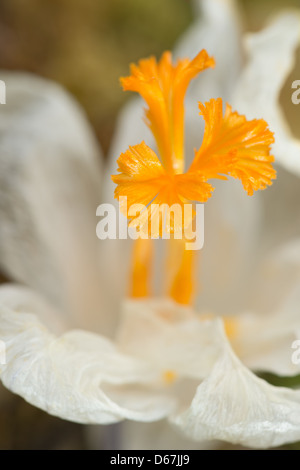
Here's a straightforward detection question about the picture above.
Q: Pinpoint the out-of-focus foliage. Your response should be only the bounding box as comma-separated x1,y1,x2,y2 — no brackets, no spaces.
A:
0,0,299,152
0,0,193,153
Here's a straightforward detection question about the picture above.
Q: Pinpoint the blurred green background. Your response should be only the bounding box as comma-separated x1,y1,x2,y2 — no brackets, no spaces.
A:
0,0,299,450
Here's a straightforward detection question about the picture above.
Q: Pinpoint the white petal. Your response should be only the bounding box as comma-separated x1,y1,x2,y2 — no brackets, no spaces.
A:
256,166,300,259
0,291,174,424
100,99,153,316
0,283,67,335
232,240,300,376
251,238,300,315
197,178,262,315
172,323,300,448
175,0,243,99
117,298,222,380
232,12,300,175
0,73,107,332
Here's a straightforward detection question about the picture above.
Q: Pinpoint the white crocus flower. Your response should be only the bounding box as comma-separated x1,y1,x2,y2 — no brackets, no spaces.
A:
1,0,300,450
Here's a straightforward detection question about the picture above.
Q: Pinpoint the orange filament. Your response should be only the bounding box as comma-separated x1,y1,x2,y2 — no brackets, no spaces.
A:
130,238,153,298
168,239,197,305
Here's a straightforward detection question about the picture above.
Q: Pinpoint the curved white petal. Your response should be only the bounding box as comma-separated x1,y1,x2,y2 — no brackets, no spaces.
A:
0,73,108,332
232,12,300,175
117,298,223,380
172,323,300,448
0,290,174,424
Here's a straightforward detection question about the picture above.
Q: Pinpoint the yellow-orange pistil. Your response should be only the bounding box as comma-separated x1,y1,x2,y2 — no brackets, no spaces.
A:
112,50,276,305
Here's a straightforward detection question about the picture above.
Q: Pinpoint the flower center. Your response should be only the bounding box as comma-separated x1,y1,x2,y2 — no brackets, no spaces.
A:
112,50,276,307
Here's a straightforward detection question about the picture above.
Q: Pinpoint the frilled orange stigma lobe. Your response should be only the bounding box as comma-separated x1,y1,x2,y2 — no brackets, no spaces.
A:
120,50,215,174
112,141,211,237
189,98,276,194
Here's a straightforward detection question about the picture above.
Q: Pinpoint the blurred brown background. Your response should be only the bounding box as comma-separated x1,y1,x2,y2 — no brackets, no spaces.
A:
0,0,299,450
0,0,298,157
